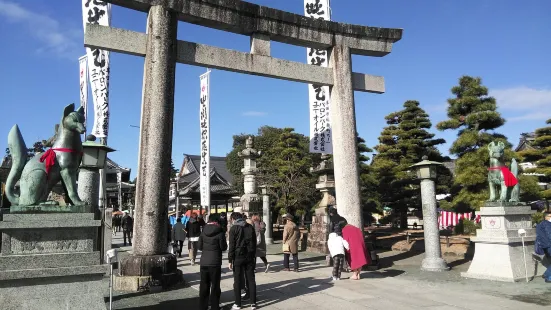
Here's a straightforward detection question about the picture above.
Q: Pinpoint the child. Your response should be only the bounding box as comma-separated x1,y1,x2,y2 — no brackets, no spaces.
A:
327,224,349,281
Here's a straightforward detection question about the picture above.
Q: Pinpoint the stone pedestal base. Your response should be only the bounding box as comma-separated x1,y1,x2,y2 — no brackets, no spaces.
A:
115,253,183,291
0,212,105,280
0,212,107,309
0,274,106,310
307,207,330,255
462,204,543,282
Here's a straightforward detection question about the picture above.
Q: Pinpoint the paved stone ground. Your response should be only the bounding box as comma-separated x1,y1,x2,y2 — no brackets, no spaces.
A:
108,233,551,310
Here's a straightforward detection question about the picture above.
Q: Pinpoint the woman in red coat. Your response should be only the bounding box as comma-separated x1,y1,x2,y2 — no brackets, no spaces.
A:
342,224,370,280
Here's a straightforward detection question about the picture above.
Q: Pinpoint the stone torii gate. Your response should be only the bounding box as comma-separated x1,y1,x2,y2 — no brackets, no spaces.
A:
85,0,402,288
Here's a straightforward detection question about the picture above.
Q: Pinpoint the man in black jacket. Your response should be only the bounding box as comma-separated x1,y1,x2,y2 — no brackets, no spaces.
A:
228,213,257,309
198,214,227,310
185,213,202,265
121,212,134,246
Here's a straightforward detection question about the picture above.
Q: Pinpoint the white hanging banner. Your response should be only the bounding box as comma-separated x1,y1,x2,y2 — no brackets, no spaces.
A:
305,0,332,154
199,71,211,213
82,0,111,138
79,55,88,131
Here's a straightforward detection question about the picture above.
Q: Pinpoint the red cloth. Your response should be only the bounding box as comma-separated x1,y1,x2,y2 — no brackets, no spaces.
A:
488,166,518,187
39,148,81,176
342,224,370,270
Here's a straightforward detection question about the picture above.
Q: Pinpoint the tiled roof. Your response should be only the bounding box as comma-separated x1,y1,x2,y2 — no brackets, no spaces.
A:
105,158,131,173
178,155,233,185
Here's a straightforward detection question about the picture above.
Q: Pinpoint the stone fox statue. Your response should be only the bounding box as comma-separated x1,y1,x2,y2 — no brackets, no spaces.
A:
5,104,86,207
487,141,520,202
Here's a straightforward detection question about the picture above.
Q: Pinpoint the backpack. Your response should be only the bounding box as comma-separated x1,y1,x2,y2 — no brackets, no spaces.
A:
234,223,256,258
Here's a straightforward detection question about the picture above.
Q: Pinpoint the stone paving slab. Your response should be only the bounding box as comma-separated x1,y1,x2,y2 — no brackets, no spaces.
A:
108,234,551,310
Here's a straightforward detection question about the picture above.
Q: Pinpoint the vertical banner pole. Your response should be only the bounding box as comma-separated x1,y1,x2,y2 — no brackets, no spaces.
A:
199,70,211,218
82,0,112,210
305,0,332,155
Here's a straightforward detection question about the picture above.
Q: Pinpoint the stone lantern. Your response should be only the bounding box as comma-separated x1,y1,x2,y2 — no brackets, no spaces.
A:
307,154,336,256
78,134,115,214
237,136,262,215
409,156,448,272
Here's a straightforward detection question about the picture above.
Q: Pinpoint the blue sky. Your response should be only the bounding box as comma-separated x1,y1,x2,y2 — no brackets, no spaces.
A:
0,0,550,179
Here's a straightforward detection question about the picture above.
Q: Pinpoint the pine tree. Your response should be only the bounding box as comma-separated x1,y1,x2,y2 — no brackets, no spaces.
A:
372,100,449,226
518,119,551,200
357,134,380,217
436,76,512,211
170,159,178,178
225,126,320,215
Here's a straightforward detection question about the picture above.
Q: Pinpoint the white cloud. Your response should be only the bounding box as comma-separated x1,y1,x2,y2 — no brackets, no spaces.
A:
0,1,80,59
491,86,551,111
489,86,551,122
242,111,267,117
507,112,549,122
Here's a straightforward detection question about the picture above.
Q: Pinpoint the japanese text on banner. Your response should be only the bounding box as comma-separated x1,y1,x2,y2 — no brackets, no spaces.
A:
82,0,111,139
305,0,332,154
79,55,88,131
199,72,211,211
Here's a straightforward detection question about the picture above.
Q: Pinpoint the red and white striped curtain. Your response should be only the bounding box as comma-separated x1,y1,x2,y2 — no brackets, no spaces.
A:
438,211,481,228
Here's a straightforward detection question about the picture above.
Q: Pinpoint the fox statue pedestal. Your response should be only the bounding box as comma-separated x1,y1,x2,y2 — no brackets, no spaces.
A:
462,202,544,282
0,211,107,309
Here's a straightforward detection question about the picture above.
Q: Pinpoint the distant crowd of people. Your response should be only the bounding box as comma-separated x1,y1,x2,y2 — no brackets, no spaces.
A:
164,207,370,309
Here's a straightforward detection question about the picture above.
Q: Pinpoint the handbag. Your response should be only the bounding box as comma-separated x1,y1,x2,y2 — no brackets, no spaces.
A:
282,243,290,253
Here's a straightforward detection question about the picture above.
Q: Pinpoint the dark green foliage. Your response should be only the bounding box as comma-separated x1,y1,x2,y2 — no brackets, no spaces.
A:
357,134,380,214
518,175,542,202
372,100,450,225
170,159,178,178
437,76,510,210
226,126,320,215
518,119,551,200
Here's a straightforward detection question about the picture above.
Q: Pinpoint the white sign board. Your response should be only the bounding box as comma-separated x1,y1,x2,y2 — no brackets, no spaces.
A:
82,0,111,138
199,71,211,212
305,0,332,154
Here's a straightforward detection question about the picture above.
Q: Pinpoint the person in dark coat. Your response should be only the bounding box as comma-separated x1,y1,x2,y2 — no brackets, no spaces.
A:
186,212,202,265
228,212,257,309
121,212,133,246
198,214,227,310
536,212,551,282
219,212,228,236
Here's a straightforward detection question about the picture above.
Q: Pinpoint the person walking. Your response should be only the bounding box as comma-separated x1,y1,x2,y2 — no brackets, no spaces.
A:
112,214,120,236
172,217,187,257
536,212,551,283
121,211,133,246
342,222,370,280
327,224,349,281
198,214,227,310
228,213,257,310
282,213,300,272
186,212,202,265
251,214,270,273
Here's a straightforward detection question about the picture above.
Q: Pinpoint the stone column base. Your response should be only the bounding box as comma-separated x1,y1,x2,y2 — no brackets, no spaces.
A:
421,257,449,272
114,272,183,292
115,254,183,291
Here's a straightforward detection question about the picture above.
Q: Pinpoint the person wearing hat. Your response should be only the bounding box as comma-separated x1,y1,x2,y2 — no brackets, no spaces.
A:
282,213,300,272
